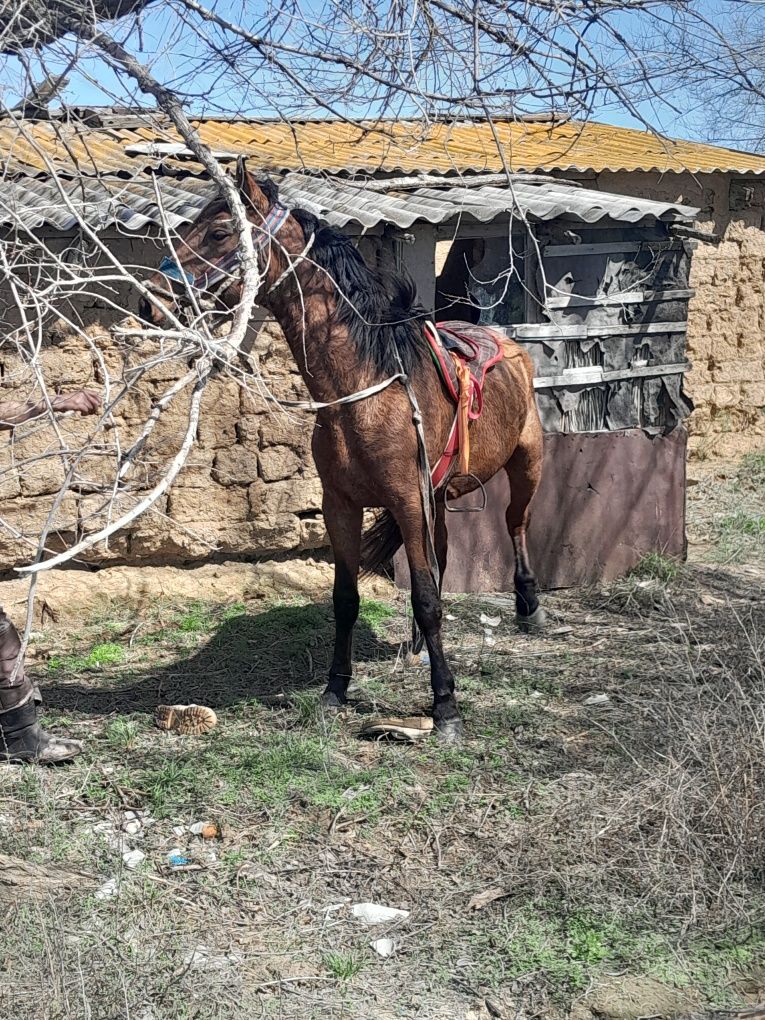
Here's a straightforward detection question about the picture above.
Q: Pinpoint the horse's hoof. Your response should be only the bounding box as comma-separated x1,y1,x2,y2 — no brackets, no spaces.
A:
516,606,547,634
405,650,430,667
435,717,464,744
320,690,347,714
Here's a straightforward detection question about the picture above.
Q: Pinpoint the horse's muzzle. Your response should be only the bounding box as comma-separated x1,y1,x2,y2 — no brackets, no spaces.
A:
139,281,177,325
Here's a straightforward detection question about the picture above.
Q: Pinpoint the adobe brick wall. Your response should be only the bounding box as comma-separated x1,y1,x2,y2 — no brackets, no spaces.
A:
0,315,324,571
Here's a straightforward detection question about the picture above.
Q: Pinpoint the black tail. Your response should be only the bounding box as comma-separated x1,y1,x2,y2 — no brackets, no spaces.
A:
360,510,403,575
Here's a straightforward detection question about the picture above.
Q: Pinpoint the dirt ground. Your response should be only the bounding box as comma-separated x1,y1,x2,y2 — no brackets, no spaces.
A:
1,451,763,1020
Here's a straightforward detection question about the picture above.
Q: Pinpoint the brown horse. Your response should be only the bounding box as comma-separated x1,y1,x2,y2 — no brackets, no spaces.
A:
140,166,545,741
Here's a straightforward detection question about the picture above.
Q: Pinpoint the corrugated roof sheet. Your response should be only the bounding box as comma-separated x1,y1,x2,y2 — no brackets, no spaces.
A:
1,115,764,177
0,171,697,232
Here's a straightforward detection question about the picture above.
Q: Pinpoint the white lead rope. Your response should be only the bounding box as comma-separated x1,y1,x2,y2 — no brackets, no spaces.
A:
276,372,406,412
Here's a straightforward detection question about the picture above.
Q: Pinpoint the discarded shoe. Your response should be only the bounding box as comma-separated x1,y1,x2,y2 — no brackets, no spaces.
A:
154,704,217,735
358,715,433,743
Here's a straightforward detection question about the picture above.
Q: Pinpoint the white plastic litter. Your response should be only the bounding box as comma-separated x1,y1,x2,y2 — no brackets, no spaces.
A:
370,938,395,958
584,693,611,706
479,613,501,628
352,902,409,924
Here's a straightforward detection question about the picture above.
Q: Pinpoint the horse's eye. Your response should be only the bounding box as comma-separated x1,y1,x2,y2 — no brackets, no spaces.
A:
210,228,231,242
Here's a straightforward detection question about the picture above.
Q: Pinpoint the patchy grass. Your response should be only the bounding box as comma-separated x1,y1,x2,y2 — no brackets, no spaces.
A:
629,550,682,583
48,640,125,673
322,951,364,981
735,449,765,491
358,597,396,633
4,468,765,1019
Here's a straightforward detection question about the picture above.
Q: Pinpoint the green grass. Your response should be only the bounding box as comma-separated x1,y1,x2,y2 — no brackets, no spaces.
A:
456,904,765,1003
715,509,765,562
719,510,765,536
322,951,364,981
735,449,765,491
103,717,141,750
137,730,402,822
358,597,395,633
48,641,125,673
629,551,681,583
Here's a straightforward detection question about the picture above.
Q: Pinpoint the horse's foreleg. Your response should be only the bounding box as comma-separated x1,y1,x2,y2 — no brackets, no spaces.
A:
396,501,462,742
321,494,363,710
410,498,448,663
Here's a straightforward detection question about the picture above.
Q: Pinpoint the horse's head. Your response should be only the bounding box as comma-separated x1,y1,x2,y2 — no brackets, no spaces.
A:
139,162,291,325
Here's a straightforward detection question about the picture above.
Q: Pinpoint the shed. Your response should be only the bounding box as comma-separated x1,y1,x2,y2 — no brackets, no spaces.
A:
0,113,705,585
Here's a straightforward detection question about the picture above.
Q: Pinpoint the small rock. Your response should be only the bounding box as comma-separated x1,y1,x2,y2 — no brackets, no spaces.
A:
370,937,395,958
122,849,145,870
445,613,457,621
123,820,141,836
95,878,119,900
172,825,186,837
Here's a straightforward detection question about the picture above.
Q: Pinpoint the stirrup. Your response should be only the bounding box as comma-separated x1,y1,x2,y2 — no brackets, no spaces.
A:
444,474,487,513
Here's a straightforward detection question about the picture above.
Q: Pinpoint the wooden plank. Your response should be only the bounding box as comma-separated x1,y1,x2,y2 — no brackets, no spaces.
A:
514,320,687,340
543,240,681,257
533,361,690,390
545,287,694,309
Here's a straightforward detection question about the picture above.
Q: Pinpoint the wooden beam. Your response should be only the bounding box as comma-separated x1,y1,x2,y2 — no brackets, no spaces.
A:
533,361,690,389
543,240,680,258
515,321,686,340
545,288,694,309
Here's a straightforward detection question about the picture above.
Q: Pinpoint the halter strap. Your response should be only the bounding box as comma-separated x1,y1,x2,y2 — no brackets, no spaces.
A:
158,204,291,293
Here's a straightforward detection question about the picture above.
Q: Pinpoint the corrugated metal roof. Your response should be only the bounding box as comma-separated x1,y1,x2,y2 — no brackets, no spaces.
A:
0,170,697,232
1,115,765,177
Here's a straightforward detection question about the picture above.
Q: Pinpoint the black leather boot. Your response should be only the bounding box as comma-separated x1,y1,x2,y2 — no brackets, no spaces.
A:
0,700,82,764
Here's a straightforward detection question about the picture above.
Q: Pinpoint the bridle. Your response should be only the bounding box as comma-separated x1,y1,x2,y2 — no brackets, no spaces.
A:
156,203,291,306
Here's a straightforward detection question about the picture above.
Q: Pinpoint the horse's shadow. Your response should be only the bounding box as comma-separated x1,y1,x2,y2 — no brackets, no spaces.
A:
42,601,395,717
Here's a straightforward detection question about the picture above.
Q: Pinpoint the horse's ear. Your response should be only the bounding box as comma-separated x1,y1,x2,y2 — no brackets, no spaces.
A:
234,157,264,211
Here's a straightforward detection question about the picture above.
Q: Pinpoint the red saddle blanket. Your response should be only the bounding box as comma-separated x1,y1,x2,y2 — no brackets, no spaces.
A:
423,321,506,488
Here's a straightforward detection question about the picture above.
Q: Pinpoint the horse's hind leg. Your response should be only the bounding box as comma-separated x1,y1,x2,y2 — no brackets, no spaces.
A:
409,498,447,665
504,419,546,632
321,493,363,710
395,498,461,741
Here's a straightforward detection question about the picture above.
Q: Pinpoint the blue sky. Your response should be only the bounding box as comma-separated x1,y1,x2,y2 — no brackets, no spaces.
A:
0,0,752,150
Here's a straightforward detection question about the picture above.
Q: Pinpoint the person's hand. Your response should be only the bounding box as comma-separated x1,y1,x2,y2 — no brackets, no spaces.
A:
52,390,102,416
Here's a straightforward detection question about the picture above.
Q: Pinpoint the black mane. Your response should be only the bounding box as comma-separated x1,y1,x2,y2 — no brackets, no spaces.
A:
289,205,428,378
